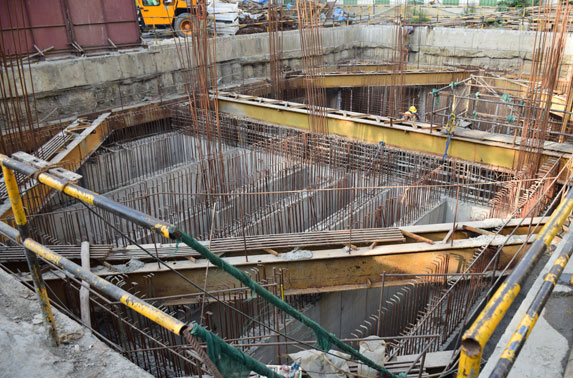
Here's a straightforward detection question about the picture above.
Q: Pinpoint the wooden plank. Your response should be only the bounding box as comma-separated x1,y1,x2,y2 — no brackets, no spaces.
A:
400,229,434,245
442,227,455,243
462,224,495,236
264,248,279,256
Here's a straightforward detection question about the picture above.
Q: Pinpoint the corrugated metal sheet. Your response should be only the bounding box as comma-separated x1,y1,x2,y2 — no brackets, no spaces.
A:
0,0,141,56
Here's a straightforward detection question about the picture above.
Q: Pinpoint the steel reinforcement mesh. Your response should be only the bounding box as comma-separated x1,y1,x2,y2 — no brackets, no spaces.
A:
22,105,514,246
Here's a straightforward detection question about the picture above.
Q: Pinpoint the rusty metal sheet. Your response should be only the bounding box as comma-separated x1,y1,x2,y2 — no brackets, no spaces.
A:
67,0,108,49
0,0,140,56
24,0,69,52
0,0,34,55
101,0,142,45
67,0,140,49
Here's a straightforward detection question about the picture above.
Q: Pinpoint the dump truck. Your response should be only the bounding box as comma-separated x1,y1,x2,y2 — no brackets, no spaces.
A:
136,0,204,37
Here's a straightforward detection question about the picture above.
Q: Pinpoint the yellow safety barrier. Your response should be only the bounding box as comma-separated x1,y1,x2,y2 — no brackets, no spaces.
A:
457,188,573,378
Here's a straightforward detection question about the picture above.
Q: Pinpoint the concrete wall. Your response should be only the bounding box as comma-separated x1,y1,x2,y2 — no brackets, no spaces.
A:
13,26,361,121
361,25,573,72
413,196,490,225
251,286,403,364
10,25,573,122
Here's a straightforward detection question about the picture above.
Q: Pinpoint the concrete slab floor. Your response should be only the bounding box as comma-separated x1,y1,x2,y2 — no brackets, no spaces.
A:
0,268,152,378
480,240,573,378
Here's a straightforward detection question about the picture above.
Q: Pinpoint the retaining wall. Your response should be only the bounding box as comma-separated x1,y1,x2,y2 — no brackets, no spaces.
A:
9,25,573,122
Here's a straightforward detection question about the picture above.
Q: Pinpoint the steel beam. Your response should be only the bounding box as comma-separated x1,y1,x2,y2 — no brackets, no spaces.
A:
0,113,111,221
41,226,537,305
285,70,473,88
108,235,530,302
217,92,572,179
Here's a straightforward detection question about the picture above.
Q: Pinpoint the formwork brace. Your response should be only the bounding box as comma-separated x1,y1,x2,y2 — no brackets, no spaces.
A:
457,188,573,378
0,153,403,378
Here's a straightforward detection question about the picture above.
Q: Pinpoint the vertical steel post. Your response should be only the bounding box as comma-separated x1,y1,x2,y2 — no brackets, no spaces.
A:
1,165,59,345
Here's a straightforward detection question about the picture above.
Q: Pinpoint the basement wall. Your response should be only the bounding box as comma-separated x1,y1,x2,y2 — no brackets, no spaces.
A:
251,286,402,364
9,25,573,122
413,197,490,225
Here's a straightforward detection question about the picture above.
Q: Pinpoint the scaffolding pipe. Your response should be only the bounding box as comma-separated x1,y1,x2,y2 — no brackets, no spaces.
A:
457,188,573,378
0,221,280,378
0,221,185,335
489,229,573,378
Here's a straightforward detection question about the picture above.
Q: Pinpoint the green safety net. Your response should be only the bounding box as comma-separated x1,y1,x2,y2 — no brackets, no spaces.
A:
191,323,280,378
179,232,333,351
177,231,403,378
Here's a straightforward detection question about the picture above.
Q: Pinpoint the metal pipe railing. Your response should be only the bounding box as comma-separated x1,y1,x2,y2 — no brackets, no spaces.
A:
0,152,399,377
489,230,573,378
457,188,573,378
0,154,178,240
0,219,280,378
0,221,185,335
1,164,60,345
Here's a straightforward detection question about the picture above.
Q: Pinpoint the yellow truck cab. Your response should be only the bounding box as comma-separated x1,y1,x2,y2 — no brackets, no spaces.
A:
136,0,203,37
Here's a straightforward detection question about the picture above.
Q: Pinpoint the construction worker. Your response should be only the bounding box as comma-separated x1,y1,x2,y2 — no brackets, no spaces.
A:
401,105,419,128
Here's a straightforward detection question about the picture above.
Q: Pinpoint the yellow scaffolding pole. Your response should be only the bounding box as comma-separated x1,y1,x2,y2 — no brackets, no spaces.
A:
457,188,573,378
1,164,60,345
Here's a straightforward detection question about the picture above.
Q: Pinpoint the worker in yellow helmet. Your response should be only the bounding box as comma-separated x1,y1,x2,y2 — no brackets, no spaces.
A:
401,105,419,128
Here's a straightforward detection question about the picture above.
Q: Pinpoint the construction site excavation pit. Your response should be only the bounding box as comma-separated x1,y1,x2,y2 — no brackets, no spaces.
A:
3,0,573,372
2,55,566,374
26,105,514,247
0,99,544,374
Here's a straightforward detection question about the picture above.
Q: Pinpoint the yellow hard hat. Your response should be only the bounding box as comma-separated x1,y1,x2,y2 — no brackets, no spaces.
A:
409,106,417,113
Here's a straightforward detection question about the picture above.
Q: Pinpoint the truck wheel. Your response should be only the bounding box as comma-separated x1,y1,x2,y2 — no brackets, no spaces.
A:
175,13,193,37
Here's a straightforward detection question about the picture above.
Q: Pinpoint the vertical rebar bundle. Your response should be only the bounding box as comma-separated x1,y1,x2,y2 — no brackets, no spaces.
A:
296,0,329,134
517,0,571,178
0,1,42,155
268,0,283,100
